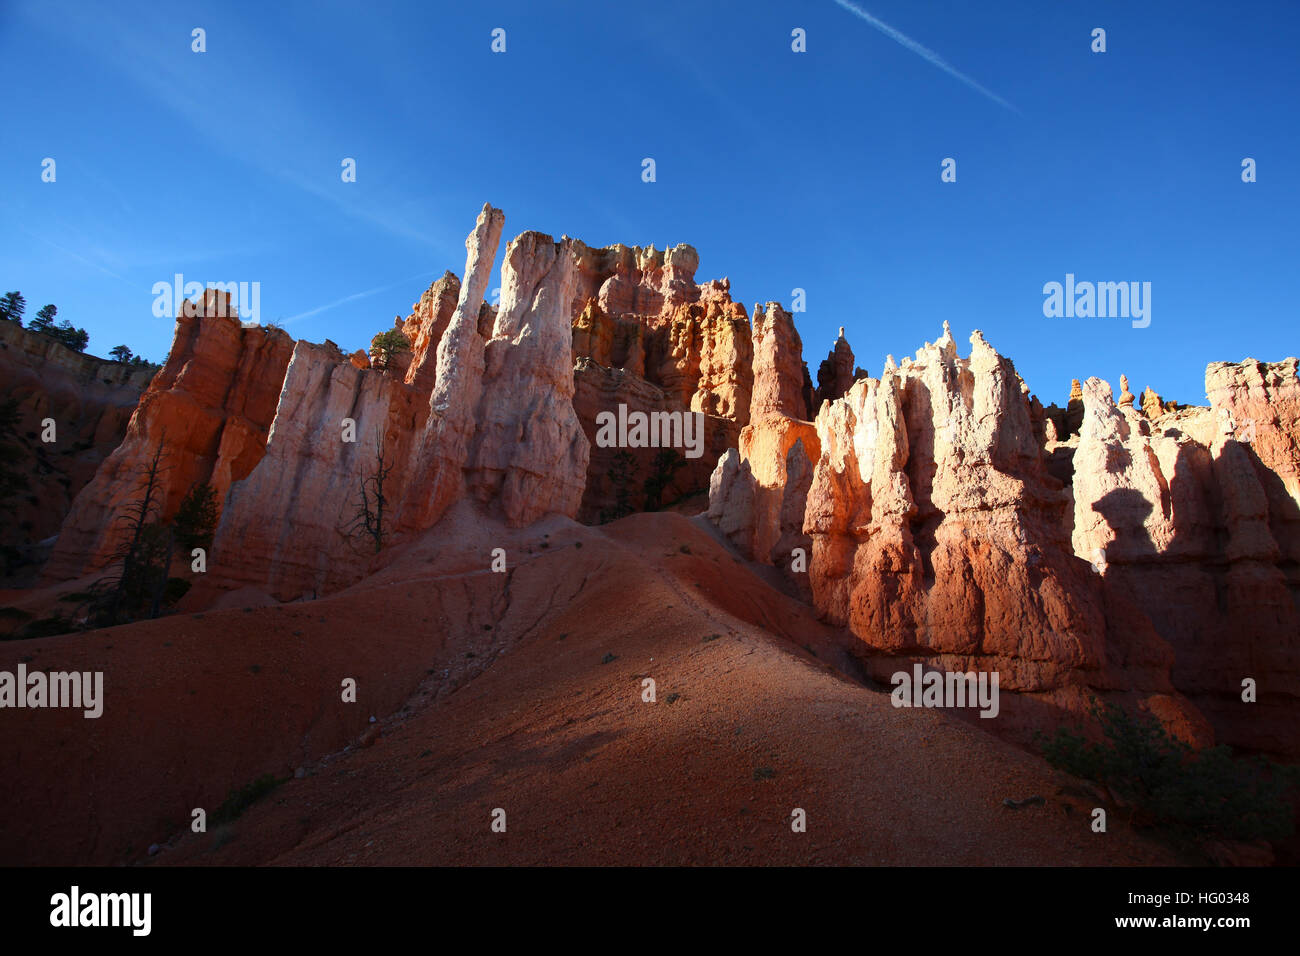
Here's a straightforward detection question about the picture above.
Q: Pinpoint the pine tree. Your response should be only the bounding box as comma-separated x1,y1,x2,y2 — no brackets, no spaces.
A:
0,291,24,323
109,345,134,363
55,320,89,353
369,328,410,369
174,481,219,553
0,398,29,506
0,398,29,577
85,439,173,626
29,303,57,334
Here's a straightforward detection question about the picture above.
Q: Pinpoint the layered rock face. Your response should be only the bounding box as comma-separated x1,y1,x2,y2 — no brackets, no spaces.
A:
1071,360,1300,755
709,323,1210,745
705,303,822,587
0,322,154,574
43,292,294,582
398,270,460,392
739,304,820,567
211,337,434,598
567,242,755,521
214,206,592,599
801,326,1197,741
574,359,738,523
466,231,589,525
706,315,1300,754
45,205,767,600
42,206,595,600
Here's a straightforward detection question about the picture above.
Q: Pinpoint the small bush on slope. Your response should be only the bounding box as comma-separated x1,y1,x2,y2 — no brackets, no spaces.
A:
1039,697,1299,842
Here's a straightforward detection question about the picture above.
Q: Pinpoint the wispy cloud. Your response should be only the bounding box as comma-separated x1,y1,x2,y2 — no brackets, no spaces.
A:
14,0,460,256
282,270,436,325
830,0,1021,115
20,227,133,284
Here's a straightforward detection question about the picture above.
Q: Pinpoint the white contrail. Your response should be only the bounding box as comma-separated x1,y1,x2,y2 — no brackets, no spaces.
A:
283,270,435,325
830,0,1021,114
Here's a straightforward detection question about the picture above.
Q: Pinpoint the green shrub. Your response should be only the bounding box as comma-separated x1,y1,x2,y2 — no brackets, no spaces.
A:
369,328,410,367
599,450,637,523
212,773,287,825
1040,698,1300,842
164,577,192,605
174,482,218,553
642,449,685,511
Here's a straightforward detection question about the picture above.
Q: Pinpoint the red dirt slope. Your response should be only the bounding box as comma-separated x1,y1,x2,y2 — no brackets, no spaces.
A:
2,506,1178,866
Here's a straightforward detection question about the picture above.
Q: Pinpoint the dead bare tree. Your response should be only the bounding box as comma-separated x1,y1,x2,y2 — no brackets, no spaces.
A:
341,429,394,554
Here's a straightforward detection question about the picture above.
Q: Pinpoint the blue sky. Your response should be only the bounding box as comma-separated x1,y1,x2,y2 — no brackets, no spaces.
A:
2,0,1296,406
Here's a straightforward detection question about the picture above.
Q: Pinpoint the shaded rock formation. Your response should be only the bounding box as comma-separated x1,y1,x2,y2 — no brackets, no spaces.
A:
1071,360,1300,755
705,314,1300,756
574,359,737,523
708,323,1214,748
0,322,154,575
707,448,756,555
1043,377,1086,442
812,327,857,414
800,326,1196,744
566,243,755,520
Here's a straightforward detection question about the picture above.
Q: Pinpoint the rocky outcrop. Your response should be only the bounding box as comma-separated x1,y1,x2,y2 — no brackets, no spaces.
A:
1117,374,1136,410
1140,386,1165,418
466,230,589,525
0,322,154,575
801,325,1202,746
705,316,1300,755
706,303,820,571
571,242,701,320
689,299,753,424
399,271,460,392
567,244,754,521
1043,378,1086,443
1071,360,1300,755
43,292,294,582
399,204,507,533
573,359,737,523
210,338,432,598
1207,358,1300,510
42,205,764,599
707,449,756,555
813,327,857,414
215,206,594,599
749,303,809,423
